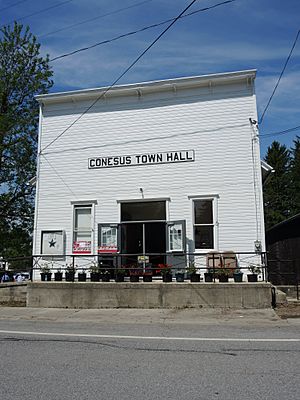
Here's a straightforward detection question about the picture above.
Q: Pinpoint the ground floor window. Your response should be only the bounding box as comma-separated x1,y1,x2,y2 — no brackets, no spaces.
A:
73,205,92,253
193,198,216,250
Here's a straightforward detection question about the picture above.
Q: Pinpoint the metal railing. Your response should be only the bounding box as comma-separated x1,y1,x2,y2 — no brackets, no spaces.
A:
1,251,269,284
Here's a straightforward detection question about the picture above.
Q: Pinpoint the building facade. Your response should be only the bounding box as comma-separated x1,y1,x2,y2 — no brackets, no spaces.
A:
33,70,266,275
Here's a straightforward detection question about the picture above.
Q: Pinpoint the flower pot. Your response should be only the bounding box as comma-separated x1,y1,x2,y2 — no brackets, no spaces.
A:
218,274,228,283
54,272,63,282
233,273,243,282
247,274,258,282
176,273,185,282
204,272,213,282
90,272,100,282
130,275,140,282
190,273,200,283
143,275,152,282
115,274,125,282
162,273,172,282
41,273,52,282
78,272,87,282
101,274,110,282
65,272,75,282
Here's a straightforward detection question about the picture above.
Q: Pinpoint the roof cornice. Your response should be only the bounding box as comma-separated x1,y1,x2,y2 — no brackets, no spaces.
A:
35,69,256,105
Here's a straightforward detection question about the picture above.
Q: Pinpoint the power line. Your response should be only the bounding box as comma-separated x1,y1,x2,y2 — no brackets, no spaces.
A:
43,123,249,156
39,0,154,39
259,29,300,125
1,0,74,28
41,0,200,153
260,124,300,138
41,154,77,198
0,0,31,13
50,0,235,62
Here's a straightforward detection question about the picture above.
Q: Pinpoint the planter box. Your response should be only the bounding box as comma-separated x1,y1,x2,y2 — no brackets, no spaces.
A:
130,275,140,282
143,275,152,282
162,273,172,283
115,274,125,282
176,273,185,282
54,272,63,282
218,275,229,283
90,272,100,282
233,273,243,282
190,273,200,283
41,273,52,282
78,273,87,282
204,273,213,282
65,272,75,282
247,274,258,282
101,274,110,282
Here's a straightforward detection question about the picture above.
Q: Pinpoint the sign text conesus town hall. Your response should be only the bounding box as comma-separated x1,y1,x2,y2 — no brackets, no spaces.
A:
89,150,195,169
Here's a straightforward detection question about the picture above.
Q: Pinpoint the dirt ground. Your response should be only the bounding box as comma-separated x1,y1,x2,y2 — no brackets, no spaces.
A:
275,302,300,319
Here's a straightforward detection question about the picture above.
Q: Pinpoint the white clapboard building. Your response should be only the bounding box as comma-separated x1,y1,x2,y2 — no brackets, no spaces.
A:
33,69,269,276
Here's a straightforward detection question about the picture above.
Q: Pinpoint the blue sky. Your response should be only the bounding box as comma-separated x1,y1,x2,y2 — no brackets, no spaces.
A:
1,0,299,156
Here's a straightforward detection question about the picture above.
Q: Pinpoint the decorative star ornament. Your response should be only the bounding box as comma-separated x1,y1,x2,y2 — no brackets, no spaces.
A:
49,239,56,248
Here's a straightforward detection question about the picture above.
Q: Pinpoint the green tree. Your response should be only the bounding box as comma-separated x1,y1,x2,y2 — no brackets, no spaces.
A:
290,135,300,216
263,141,292,230
0,23,53,263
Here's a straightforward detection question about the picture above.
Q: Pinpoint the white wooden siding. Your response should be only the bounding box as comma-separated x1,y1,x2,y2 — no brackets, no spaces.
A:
34,75,265,257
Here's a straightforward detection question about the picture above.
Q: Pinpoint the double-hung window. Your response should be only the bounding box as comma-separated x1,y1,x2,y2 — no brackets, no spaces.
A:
73,205,92,253
193,199,216,250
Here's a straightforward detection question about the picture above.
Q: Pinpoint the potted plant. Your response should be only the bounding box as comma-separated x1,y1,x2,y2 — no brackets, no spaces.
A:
143,263,153,282
40,264,52,282
247,264,261,282
89,262,100,282
158,264,172,282
115,267,126,282
100,269,110,282
217,268,229,283
78,269,87,282
233,267,243,282
175,269,185,282
129,264,142,282
187,262,200,282
65,264,76,282
204,269,213,282
54,267,63,281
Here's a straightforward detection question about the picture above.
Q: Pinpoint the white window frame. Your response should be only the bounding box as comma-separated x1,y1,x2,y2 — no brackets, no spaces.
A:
190,195,219,252
71,201,96,254
167,220,186,253
98,224,118,254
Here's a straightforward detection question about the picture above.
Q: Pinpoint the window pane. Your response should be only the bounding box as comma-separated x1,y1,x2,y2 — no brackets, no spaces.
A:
194,226,213,249
75,208,91,229
168,223,183,251
194,200,213,224
121,201,166,221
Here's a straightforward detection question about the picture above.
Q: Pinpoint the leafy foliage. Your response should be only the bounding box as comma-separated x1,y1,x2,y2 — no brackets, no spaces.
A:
0,23,53,263
263,138,300,230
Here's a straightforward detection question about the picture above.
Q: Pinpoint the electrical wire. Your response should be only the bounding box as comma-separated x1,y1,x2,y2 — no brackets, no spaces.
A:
42,123,249,156
41,154,77,197
260,124,300,138
40,0,200,153
259,29,300,125
1,0,74,28
0,0,31,13
39,0,154,39
50,0,235,62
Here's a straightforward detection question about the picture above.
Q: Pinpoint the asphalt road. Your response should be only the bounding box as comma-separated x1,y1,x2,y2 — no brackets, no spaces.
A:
0,308,299,400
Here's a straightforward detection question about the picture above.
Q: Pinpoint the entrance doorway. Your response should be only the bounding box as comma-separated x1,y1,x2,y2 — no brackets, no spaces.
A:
120,201,167,268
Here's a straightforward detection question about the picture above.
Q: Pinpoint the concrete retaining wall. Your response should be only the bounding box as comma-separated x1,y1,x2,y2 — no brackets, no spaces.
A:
27,282,273,309
0,283,27,306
